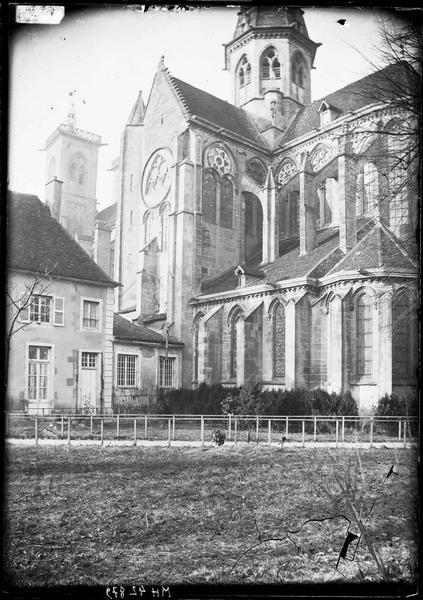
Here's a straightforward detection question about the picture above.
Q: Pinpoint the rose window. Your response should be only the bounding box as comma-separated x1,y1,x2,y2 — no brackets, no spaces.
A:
206,146,232,175
278,160,297,185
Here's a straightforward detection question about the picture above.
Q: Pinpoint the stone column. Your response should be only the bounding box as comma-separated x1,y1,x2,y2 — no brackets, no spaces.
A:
328,294,343,393
377,291,392,397
299,154,316,256
261,167,278,264
338,136,357,253
284,300,296,389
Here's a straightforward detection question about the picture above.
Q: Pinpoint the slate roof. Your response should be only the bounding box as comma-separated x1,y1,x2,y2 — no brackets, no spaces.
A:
327,223,417,276
282,62,419,144
170,76,266,147
97,203,117,227
113,313,183,345
198,218,416,296
7,191,118,286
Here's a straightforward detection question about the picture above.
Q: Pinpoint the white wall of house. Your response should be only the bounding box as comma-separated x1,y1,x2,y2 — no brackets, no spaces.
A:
7,270,114,414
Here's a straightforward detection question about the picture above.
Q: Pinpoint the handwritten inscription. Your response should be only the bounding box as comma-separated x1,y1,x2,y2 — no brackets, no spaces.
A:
106,586,171,599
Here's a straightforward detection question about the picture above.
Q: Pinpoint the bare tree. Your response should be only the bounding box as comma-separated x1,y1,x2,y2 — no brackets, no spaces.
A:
5,269,55,393
349,13,421,245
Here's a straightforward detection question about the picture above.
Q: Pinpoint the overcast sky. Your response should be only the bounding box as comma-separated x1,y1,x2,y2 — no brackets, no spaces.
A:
9,5,397,209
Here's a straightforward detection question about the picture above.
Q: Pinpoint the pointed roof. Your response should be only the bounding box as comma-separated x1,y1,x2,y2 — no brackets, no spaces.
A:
232,6,310,40
8,191,118,286
327,222,417,276
168,75,267,147
127,90,145,125
281,61,419,145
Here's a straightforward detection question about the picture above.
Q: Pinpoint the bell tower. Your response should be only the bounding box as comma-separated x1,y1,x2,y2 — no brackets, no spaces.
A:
224,7,320,124
44,97,104,256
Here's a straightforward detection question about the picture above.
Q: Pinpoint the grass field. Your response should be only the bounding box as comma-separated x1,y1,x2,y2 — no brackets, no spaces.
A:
4,445,418,586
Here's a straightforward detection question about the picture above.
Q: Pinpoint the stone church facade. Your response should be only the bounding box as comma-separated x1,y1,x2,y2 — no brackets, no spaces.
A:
43,7,418,413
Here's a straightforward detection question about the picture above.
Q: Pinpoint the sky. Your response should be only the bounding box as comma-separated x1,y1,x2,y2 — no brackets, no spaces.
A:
8,5,398,210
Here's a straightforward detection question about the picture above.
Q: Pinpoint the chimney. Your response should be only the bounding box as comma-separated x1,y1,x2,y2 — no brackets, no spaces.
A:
299,153,317,256
45,177,63,221
337,135,357,253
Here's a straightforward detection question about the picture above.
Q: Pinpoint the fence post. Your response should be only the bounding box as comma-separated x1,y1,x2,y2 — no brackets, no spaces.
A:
201,416,204,447
398,420,402,441
172,415,175,441
5,414,9,437
256,415,259,443
302,420,305,447
145,415,148,440
285,416,289,438
35,416,38,446
268,419,272,445
335,420,339,449
90,414,93,436
234,417,237,445
67,418,71,446
100,418,104,446
168,419,171,448
342,416,345,444
133,418,137,447
61,415,64,437
313,416,317,442
403,420,407,448
228,414,232,441
370,418,374,448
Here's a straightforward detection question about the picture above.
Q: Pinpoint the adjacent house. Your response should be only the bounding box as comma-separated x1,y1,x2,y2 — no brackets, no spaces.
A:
6,191,118,414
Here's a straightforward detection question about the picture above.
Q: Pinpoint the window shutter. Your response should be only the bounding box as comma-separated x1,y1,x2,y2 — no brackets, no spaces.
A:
54,297,65,326
20,305,30,323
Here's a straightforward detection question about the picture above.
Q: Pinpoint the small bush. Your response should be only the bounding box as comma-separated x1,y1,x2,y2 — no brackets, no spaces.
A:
376,393,418,417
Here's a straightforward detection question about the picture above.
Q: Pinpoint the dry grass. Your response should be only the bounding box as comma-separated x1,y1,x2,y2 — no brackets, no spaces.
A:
4,445,418,586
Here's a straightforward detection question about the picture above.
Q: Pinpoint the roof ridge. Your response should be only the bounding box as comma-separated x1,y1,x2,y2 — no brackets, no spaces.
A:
376,220,418,268
167,74,192,119
325,223,379,276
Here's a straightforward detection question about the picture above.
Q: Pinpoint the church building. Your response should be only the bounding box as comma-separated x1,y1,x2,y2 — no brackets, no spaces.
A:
44,7,418,413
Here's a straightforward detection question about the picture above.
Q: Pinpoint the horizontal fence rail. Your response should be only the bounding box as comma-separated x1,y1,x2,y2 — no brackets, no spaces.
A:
4,413,418,447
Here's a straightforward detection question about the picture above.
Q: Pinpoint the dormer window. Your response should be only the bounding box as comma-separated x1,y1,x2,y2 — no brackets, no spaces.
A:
318,101,339,127
235,266,246,288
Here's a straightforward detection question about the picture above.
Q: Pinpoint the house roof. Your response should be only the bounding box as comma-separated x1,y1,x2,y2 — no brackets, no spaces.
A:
198,218,415,297
169,76,267,147
113,313,183,345
7,191,118,286
281,61,419,144
97,202,117,227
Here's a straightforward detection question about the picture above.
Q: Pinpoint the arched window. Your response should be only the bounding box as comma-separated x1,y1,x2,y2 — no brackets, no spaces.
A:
238,55,251,105
392,292,417,381
260,47,281,92
356,162,378,216
273,302,285,379
143,211,152,245
230,308,243,380
387,122,409,235
356,293,373,378
247,159,266,186
69,153,86,184
160,202,170,250
202,170,218,224
220,176,234,229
